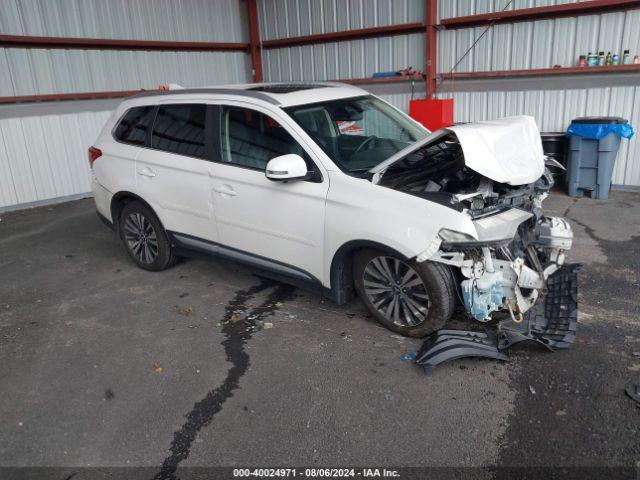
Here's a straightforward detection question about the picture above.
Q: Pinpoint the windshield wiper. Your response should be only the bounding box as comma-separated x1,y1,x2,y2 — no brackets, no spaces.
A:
347,168,376,179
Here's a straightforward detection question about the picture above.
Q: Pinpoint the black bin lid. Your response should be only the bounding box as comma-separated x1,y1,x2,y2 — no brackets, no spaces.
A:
571,116,628,124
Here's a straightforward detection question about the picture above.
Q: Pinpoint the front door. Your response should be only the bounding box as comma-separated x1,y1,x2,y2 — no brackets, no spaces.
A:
135,103,218,243
209,104,328,283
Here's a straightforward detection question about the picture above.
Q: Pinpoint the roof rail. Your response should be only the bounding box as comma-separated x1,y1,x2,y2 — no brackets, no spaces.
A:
130,88,280,105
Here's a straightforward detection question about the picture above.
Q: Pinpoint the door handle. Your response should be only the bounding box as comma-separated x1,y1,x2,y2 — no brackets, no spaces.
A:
213,185,237,196
137,167,156,178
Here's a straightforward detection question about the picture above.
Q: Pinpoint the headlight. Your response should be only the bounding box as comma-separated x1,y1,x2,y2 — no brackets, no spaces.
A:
438,228,477,244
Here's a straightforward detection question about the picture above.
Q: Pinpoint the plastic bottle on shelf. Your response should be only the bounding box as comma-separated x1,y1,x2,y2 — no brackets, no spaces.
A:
578,55,587,67
622,50,631,64
612,53,620,65
634,55,639,64
587,52,597,66
605,52,612,65
598,51,605,66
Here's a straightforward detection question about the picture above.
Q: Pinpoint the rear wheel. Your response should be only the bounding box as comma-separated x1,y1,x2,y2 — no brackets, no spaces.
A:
119,201,176,271
353,249,456,337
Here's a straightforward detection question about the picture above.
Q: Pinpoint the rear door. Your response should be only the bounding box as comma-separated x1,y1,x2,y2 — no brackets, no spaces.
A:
135,103,218,242
208,103,329,284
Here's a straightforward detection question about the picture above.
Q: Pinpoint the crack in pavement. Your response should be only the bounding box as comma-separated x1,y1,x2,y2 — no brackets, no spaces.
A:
154,278,297,480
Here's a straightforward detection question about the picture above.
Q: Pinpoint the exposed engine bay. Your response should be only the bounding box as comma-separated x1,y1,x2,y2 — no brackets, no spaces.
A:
371,118,580,370
377,131,553,219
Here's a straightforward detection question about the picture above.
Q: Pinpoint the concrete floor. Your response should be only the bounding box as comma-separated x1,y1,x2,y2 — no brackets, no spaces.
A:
0,192,639,478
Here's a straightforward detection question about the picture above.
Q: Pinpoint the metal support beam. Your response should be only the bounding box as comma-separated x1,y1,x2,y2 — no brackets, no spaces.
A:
0,90,149,105
261,22,425,49
439,0,640,30
246,0,264,83
0,34,249,52
425,0,438,99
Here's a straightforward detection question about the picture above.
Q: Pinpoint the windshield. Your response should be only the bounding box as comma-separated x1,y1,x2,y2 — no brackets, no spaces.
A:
285,95,428,174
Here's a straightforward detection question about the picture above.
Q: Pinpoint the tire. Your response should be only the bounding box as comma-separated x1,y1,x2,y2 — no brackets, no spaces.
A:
353,248,456,337
118,201,176,271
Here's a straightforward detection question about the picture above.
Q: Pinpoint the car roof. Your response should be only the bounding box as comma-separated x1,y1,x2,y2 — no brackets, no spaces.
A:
128,82,369,108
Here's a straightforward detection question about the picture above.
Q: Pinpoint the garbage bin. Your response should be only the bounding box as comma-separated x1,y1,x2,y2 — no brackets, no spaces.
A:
540,132,568,189
566,117,634,200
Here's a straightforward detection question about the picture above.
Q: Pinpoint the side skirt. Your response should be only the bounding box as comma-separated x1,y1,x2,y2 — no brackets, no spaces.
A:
167,231,324,295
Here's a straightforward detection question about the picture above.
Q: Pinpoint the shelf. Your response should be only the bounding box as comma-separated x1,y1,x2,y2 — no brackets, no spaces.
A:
335,75,425,86
438,64,640,80
261,22,425,50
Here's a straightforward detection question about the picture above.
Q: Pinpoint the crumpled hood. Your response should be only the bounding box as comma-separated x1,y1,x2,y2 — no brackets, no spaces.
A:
370,115,545,186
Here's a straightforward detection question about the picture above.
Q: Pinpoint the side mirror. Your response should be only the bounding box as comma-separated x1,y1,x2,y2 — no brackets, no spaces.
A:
265,154,308,181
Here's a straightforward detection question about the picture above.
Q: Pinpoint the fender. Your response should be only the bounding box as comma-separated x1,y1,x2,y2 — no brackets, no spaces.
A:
110,191,157,234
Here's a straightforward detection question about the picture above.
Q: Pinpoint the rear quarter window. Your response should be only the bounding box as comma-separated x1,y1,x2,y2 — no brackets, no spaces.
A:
151,104,206,159
113,106,155,146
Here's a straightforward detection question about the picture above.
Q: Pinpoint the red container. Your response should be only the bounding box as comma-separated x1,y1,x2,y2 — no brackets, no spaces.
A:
409,98,454,131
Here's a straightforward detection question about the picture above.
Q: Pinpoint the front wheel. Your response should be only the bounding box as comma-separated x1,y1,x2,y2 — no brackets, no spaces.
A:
353,249,456,337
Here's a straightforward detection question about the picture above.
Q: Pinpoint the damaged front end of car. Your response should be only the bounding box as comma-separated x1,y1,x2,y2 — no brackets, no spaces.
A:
425,178,579,350
370,116,580,370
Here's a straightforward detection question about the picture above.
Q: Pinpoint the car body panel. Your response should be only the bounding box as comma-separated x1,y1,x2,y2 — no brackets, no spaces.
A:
206,99,330,282
323,171,477,287
135,147,218,243
210,162,328,282
449,116,545,185
91,109,139,219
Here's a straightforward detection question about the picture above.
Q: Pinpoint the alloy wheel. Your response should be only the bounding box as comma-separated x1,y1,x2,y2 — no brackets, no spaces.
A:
123,212,159,265
363,256,430,327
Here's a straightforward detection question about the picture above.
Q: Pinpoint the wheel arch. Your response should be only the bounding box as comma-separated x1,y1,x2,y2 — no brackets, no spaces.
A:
110,191,156,233
327,240,410,305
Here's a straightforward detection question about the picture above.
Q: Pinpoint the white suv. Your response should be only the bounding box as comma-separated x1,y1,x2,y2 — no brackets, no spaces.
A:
91,83,576,341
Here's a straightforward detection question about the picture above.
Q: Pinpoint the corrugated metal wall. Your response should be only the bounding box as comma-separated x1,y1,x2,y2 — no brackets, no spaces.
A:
259,0,424,39
0,50,249,97
0,0,247,41
435,1,640,187
437,0,583,21
0,0,252,211
438,9,640,73
436,86,640,186
259,0,425,81
258,0,640,189
0,109,113,209
0,0,250,96
263,35,424,81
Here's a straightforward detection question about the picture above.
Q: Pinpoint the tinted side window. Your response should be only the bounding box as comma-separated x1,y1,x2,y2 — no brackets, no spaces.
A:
114,106,155,146
221,107,308,171
151,104,206,158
